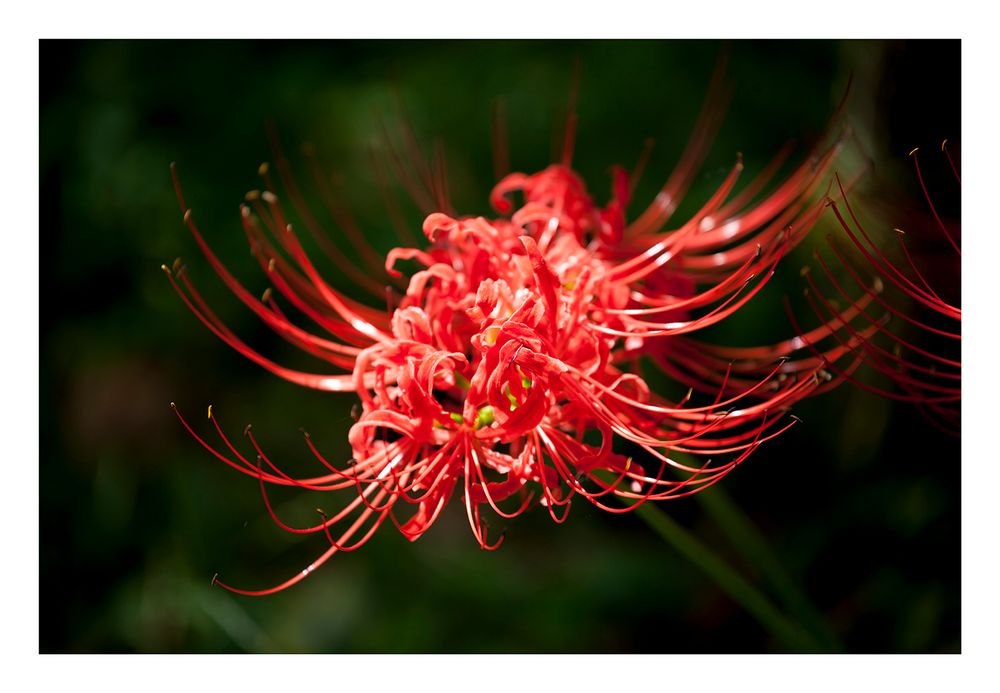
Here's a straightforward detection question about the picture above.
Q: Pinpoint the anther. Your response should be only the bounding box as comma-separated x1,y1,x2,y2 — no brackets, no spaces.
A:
800,266,811,276
207,404,214,419
873,277,884,294
258,162,270,176
160,263,171,274
261,190,278,204
941,139,948,152
211,573,219,587
244,190,260,202
169,401,177,409
909,147,919,157
894,227,905,235
261,287,273,303
183,209,192,223
267,258,276,272
243,423,252,437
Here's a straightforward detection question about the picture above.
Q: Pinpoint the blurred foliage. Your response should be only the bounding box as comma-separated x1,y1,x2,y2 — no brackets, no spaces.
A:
40,40,959,653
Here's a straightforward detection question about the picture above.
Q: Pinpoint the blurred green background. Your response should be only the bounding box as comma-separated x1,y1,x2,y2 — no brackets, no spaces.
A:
40,40,960,653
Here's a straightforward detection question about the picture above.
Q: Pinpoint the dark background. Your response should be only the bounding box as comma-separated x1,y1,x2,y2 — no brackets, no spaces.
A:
40,39,960,653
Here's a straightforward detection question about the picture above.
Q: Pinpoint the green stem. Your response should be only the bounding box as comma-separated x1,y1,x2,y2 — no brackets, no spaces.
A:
695,486,843,652
625,497,824,652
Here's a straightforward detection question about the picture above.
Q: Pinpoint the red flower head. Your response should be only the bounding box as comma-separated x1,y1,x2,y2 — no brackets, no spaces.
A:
165,81,870,595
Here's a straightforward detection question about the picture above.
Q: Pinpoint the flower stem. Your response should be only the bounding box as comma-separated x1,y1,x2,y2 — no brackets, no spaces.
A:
621,493,826,652
694,486,844,652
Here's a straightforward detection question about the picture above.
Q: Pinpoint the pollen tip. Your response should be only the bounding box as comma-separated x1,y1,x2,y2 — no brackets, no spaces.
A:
160,263,171,274
909,147,919,157
258,162,270,176
183,209,192,223
243,423,252,437
315,507,327,517
169,401,176,409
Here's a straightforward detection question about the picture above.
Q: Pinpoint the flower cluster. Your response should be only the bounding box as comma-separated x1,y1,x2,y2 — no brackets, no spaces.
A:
165,96,873,595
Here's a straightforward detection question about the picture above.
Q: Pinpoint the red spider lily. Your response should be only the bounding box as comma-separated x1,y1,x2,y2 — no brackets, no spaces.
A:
165,82,872,596
798,141,961,435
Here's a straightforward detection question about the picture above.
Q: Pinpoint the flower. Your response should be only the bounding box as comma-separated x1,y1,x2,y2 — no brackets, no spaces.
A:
799,141,961,435
165,84,871,595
